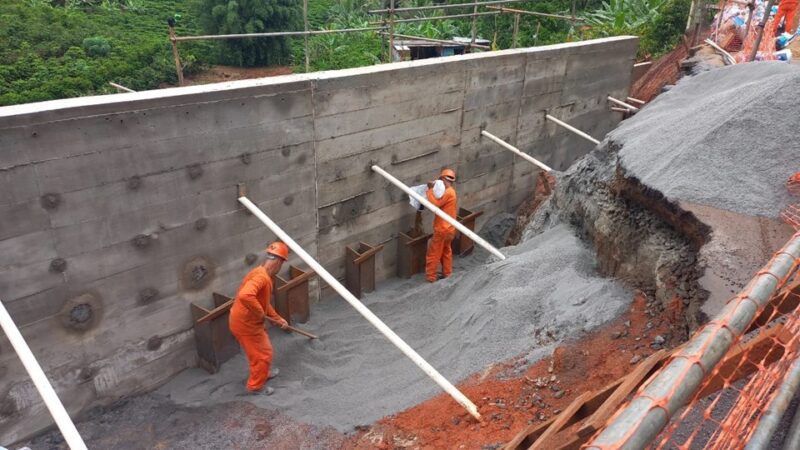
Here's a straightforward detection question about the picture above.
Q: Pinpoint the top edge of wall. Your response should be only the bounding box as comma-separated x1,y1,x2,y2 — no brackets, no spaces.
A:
0,36,637,120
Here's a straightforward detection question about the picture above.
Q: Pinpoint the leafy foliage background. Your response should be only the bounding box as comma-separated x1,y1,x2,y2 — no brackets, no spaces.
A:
0,0,691,105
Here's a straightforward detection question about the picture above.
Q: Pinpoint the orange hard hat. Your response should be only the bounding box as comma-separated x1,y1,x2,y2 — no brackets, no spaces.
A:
440,168,456,182
265,242,289,261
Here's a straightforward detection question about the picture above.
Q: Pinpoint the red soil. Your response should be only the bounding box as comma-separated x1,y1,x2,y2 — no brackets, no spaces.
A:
345,292,677,449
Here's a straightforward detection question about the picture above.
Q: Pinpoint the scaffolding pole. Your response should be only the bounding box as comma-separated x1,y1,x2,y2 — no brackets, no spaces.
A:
481,130,552,172
607,96,640,112
0,299,88,450
381,32,491,50
371,165,506,260
545,114,600,145
369,0,529,14
371,11,501,25
174,27,384,42
487,5,582,21
237,196,482,420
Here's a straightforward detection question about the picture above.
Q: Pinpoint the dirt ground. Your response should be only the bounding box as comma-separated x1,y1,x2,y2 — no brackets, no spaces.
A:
345,292,676,449
172,65,295,87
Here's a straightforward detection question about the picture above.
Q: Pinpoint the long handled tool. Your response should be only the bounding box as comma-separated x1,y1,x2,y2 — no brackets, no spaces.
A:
266,316,318,340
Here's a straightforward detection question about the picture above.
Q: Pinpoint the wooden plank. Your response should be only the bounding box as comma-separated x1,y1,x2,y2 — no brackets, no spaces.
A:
529,391,593,449
576,350,668,439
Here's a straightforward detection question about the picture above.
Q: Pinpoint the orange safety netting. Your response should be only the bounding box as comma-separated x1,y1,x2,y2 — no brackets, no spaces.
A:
782,173,800,230
585,246,800,450
652,262,800,449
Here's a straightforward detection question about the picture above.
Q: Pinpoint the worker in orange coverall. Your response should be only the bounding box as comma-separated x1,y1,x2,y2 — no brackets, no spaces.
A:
425,168,458,283
229,242,290,395
774,0,799,34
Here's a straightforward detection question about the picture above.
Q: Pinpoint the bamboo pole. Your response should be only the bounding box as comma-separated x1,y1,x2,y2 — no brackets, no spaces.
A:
714,0,728,43
389,0,396,62
237,196,482,420
607,96,640,112
369,0,528,14
371,165,506,260
487,5,582,21
545,114,600,145
481,130,552,172
381,32,491,49
303,0,310,72
534,21,541,45
749,0,776,61
168,23,185,86
470,1,480,48
0,300,88,450
371,11,501,25
174,27,384,42
512,12,520,48
109,82,136,93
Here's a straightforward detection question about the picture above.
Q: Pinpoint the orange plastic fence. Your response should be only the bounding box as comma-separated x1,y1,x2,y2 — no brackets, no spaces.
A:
586,178,800,450
655,273,800,449
782,174,800,230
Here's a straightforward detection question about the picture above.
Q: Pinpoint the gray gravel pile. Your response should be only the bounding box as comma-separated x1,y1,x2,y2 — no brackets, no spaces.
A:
610,62,798,218
160,223,631,431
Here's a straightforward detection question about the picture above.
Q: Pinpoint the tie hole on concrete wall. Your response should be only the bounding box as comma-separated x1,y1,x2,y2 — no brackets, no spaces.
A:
194,218,208,231
59,292,102,332
181,256,215,291
138,287,159,305
187,164,203,180
126,175,142,191
240,152,251,165
147,336,163,351
245,253,258,266
40,193,61,210
49,258,67,273
131,234,153,249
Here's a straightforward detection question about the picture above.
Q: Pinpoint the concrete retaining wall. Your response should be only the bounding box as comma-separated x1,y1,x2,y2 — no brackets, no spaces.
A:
0,36,637,444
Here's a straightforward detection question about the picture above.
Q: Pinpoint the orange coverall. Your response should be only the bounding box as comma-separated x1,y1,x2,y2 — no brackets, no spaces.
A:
425,185,457,282
775,0,799,34
229,266,285,392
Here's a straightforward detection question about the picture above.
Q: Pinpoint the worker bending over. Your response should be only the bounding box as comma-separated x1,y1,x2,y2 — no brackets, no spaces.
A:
229,242,290,395
425,168,458,283
774,0,799,34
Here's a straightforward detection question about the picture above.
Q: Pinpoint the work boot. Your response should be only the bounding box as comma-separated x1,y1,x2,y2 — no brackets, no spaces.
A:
268,368,279,380
247,386,275,396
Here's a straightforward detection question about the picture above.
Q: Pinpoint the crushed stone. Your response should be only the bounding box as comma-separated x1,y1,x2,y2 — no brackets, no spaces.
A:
158,223,632,432
610,62,798,219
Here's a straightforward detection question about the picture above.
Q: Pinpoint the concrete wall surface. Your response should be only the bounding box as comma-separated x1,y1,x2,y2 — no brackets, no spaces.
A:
0,36,637,443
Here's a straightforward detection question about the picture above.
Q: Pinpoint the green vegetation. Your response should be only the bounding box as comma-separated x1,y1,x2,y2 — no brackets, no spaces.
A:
0,0,211,105
196,0,302,66
0,0,691,106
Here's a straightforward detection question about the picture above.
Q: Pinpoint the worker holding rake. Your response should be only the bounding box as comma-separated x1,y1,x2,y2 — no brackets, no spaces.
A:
229,242,290,396
425,168,458,282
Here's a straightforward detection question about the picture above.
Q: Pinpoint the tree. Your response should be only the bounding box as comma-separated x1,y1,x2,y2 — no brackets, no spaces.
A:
195,0,302,66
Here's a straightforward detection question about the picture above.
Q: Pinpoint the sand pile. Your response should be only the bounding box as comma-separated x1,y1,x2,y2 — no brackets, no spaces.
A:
610,62,799,218
160,223,631,431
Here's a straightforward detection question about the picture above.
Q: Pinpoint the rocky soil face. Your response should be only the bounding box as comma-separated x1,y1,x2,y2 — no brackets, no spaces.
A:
525,142,710,335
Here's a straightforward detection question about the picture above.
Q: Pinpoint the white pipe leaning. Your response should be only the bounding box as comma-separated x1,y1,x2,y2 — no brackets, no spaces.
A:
0,299,88,450
544,114,600,145
480,130,552,172
745,353,800,450
607,96,640,112
626,96,646,105
370,165,506,261
237,196,482,420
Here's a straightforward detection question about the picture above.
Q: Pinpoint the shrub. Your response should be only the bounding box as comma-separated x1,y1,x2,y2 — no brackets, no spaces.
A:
82,36,112,57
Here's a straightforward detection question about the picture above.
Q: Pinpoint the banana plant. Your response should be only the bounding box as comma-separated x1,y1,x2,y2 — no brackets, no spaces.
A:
582,0,666,36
